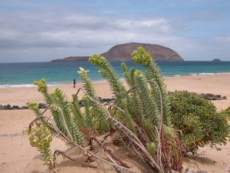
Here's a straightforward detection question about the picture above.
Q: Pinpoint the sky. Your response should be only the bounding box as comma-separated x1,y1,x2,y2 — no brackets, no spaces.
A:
0,0,230,62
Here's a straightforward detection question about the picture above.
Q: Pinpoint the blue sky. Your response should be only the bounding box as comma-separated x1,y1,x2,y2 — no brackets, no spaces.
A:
0,0,230,62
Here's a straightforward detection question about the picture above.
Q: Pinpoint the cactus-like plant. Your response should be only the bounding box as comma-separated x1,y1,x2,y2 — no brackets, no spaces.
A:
28,122,54,168
87,49,182,172
28,47,184,173
78,67,110,133
132,47,171,125
33,80,84,145
89,55,127,102
90,55,135,130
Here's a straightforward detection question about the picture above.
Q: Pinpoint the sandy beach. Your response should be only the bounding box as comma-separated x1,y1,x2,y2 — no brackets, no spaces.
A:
0,73,230,173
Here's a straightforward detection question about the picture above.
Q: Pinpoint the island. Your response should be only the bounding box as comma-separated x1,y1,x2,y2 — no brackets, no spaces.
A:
52,42,183,62
212,58,222,62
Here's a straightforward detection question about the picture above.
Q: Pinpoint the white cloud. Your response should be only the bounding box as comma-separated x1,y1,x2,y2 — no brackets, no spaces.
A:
113,18,171,32
0,11,173,49
0,10,230,61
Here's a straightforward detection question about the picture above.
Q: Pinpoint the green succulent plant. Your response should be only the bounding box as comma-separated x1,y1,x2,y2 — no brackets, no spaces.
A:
27,47,229,172
28,122,53,168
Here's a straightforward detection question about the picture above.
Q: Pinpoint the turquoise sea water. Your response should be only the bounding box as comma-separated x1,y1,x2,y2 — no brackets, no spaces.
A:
0,61,230,86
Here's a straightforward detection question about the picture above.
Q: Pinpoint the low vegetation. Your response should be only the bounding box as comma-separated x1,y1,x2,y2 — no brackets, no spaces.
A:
169,91,229,153
220,106,230,120
27,47,229,173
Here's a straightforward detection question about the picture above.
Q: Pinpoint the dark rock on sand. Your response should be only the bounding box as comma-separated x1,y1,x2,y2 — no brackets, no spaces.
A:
200,93,227,100
38,103,47,109
0,103,48,110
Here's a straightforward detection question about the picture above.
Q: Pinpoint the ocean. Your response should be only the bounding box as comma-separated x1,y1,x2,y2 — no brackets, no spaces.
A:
0,61,230,86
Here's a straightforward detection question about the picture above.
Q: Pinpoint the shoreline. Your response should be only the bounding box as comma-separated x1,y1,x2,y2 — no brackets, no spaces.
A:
1,73,230,111
1,72,230,88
